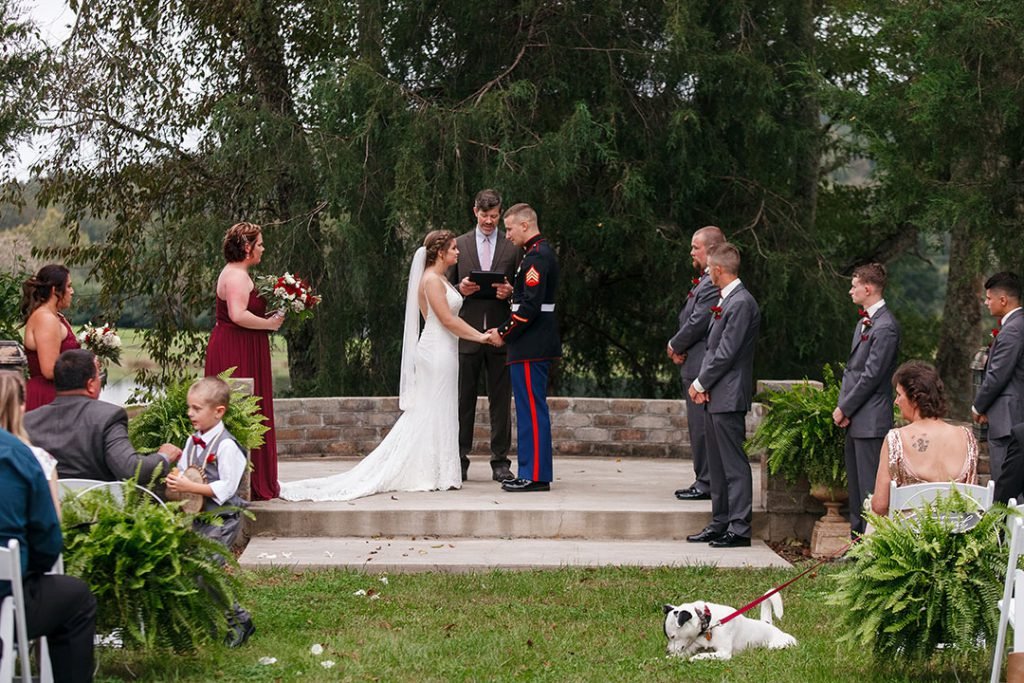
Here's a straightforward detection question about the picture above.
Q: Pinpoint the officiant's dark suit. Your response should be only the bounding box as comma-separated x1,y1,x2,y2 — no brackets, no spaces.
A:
836,265,900,535
687,243,760,547
974,273,1024,483
448,190,521,482
24,349,179,484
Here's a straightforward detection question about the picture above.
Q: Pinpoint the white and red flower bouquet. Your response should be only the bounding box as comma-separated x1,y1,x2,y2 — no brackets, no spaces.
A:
256,272,322,322
77,323,123,365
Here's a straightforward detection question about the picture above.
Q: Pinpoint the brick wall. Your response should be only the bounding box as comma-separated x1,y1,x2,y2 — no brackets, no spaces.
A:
274,396,768,460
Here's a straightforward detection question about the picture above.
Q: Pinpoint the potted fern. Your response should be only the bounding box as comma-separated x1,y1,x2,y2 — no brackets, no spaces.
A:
831,494,1008,677
128,368,268,453
746,363,847,496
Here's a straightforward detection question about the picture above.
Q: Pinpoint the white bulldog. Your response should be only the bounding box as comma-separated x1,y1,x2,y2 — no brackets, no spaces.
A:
662,592,797,661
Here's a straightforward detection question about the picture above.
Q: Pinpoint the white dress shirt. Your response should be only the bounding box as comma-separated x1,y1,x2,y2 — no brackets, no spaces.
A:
182,421,246,505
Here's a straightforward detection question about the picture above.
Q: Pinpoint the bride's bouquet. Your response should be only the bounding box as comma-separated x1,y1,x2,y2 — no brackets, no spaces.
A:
77,323,123,365
255,272,322,321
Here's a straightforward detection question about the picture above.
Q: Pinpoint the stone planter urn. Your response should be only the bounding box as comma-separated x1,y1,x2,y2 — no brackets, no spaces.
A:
809,484,850,558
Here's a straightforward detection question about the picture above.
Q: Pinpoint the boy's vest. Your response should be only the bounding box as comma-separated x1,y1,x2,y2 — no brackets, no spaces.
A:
183,428,249,514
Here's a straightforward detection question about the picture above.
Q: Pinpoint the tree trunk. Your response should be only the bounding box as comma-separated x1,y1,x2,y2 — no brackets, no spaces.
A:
934,224,983,419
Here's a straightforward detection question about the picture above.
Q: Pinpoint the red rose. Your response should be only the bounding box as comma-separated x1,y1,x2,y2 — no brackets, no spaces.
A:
710,305,723,320
206,453,216,465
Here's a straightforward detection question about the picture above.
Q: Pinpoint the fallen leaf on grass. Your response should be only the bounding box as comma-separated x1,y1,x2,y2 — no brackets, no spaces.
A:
321,660,336,669
258,656,277,665
379,576,389,585
353,589,367,596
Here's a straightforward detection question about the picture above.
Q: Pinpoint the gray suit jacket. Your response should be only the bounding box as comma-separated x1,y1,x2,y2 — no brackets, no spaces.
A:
24,395,170,484
697,283,760,414
838,304,900,438
975,309,1024,440
448,228,520,353
669,272,717,381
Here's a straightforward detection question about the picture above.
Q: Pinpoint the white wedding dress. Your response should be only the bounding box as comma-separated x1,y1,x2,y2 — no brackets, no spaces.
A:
280,274,462,502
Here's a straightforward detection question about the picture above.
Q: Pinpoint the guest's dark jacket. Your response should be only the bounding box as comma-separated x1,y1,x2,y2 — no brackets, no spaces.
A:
25,394,170,484
0,428,62,598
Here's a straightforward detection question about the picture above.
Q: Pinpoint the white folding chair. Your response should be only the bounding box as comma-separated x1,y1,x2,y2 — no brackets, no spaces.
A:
889,480,995,516
992,506,1024,683
57,478,107,498
73,480,168,509
1,539,34,683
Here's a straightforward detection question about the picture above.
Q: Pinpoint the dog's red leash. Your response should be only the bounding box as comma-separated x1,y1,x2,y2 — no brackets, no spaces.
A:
712,537,859,629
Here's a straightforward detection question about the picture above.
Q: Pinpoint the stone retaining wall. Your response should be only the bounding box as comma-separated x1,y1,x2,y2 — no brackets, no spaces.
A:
274,396,768,460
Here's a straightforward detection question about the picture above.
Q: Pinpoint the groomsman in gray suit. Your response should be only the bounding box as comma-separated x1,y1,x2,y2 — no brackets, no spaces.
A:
973,272,1024,482
833,263,901,536
686,243,760,548
668,226,725,501
449,189,521,483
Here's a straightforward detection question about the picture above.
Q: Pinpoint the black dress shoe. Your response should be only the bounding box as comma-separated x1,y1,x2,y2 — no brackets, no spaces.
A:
492,467,515,483
461,465,469,482
675,486,711,501
708,532,751,548
501,478,550,492
226,618,256,648
686,527,725,543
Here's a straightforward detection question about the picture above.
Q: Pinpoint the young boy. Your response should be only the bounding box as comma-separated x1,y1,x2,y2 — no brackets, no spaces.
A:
165,376,254,647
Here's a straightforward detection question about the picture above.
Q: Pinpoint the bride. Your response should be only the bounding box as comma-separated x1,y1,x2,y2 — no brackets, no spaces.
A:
280,230,498,501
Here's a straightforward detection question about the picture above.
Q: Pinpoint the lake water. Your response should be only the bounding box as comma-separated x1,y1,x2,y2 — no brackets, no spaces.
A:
100,378,142,406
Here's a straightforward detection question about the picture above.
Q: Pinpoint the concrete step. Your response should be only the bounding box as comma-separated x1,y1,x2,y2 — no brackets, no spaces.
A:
238,536,789,572
254,456,768,541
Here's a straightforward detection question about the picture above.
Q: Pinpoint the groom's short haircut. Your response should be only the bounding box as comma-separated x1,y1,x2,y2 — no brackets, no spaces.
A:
54,349,98,392
985,271,1022,302
694,225,725,249
474,189,502,211
504,203,537,226
852,262,887,291
707,242,741,275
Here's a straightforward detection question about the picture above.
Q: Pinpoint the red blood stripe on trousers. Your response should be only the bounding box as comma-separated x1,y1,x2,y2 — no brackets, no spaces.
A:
524,361,540,481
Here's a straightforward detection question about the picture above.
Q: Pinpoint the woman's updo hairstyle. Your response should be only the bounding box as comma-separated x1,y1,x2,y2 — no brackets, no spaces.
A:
20,264,71,321
423,229,456,267
223,222,262,262
892,360,948,419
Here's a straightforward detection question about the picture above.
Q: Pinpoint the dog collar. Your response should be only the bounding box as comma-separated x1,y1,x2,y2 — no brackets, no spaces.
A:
698,605,713,641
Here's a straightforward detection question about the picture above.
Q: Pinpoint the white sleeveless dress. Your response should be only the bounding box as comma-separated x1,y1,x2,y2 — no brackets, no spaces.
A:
280,281,462,501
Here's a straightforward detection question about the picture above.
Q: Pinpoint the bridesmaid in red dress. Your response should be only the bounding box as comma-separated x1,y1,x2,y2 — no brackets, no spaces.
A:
204,222,285,500
22,264,81,411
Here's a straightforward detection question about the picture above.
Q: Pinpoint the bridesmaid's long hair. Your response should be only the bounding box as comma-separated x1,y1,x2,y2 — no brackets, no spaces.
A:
20,264,70,322
223,222,262,262
423,230,456,267
0,371,30,445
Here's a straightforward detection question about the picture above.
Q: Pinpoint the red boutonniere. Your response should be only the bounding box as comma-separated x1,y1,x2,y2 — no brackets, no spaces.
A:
710,305,723,320
861,317,873,330
206,452,217,465
692,277,701,286
989,328,1000,347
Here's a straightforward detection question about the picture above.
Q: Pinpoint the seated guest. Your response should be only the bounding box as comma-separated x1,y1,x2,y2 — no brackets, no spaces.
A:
1,426,96,683
870,360,978,517
0,370,61,516
24,349,182,483
166,376,254,647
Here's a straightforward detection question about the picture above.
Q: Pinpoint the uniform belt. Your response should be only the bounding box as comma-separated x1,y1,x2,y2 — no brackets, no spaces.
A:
511,303,556,312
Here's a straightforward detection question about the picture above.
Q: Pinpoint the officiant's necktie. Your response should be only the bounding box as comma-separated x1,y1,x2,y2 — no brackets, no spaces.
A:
481,235,492,271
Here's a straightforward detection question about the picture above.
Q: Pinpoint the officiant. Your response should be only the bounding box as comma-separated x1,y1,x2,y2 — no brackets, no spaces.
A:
449,189,521,484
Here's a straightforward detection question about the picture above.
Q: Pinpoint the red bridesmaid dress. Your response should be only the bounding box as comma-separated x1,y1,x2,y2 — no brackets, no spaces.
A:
204,290,280,500
26,314,80,411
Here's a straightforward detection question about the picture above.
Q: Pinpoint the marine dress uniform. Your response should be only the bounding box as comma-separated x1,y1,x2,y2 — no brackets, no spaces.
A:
497,234,561,488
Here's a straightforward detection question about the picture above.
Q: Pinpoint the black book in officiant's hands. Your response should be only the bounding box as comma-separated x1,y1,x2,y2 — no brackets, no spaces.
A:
468,270,507,299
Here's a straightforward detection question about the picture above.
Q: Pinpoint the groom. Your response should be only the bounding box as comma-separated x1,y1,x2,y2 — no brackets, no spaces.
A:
490,203,561,492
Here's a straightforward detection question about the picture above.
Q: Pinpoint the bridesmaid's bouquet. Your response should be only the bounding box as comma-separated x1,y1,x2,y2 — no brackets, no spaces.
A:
256,272,322,321
77,323,123,365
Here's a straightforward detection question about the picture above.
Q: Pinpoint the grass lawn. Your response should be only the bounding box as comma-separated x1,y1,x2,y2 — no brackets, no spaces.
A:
93,565,987,682
104,328,291,394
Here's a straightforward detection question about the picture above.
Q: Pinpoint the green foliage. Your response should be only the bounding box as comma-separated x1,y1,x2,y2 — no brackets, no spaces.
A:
0,262,28,339
831,495,1009,671
61,482,242,650
128,368,268,453
746,364,847,489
